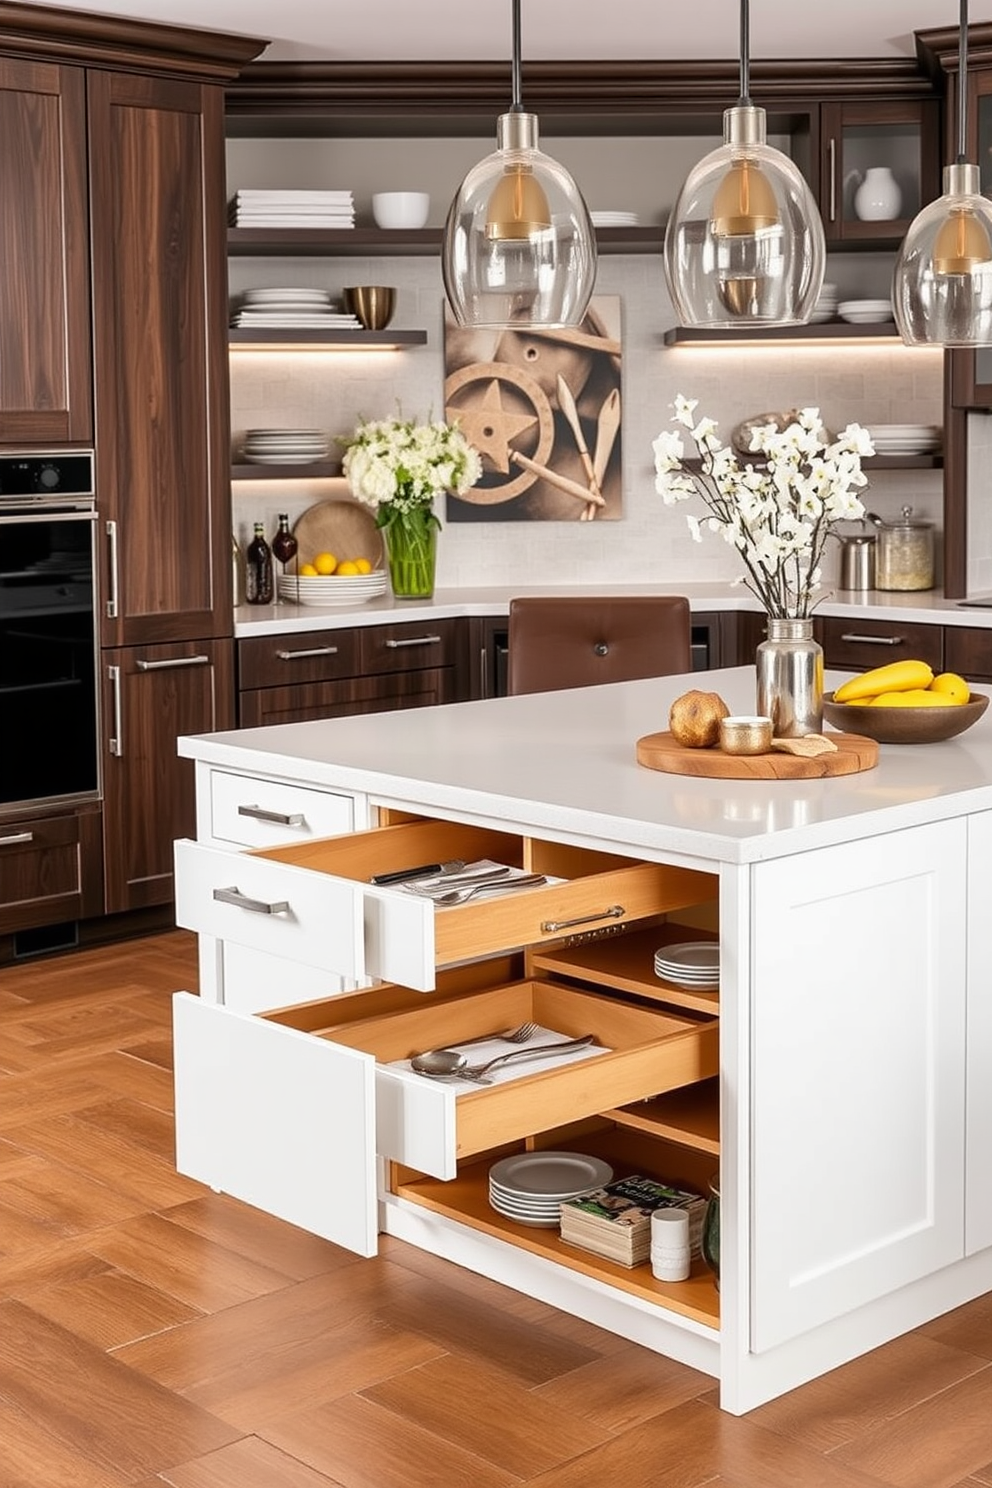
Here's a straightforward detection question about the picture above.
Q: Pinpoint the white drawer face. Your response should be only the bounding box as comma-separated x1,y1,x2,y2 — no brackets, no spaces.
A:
209,770,354,848
175,839,368,981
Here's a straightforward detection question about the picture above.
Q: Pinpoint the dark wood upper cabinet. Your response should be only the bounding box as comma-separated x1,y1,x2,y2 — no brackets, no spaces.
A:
818,99,941,247
0,56,91,443
90,70,233,646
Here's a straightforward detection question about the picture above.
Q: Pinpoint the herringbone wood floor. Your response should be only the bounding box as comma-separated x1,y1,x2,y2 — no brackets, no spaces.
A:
1,928,991,1487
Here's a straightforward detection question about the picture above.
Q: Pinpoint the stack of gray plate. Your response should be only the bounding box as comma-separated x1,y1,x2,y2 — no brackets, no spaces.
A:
488,1151,613,1228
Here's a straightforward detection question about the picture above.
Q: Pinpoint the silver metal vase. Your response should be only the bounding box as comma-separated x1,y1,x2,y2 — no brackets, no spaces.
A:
755,616,824,737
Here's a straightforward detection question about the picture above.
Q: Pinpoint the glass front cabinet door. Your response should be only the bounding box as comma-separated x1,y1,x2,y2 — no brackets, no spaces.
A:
819,100,940,246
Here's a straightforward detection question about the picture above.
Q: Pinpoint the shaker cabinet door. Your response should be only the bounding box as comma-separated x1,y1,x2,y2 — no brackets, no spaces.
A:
749,819,966,1353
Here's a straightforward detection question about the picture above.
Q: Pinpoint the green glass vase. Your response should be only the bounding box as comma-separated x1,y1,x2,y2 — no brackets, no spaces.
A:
382,509,438,599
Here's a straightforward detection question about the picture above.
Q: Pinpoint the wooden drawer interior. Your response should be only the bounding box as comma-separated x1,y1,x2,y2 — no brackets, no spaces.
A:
269,976,718,1163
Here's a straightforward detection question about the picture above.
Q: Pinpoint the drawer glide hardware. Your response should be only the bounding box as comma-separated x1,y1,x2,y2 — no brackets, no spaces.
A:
213,885,290,915
541,905,624,934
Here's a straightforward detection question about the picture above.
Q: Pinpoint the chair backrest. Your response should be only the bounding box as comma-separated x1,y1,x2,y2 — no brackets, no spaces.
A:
507,595,693,696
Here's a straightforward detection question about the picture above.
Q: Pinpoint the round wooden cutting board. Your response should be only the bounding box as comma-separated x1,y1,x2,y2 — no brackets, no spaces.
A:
293,501,384,569
635,731,879,779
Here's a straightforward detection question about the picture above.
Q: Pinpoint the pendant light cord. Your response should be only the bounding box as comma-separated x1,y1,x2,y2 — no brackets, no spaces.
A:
510,0,523,113
738,0,751,106
957,0,969,164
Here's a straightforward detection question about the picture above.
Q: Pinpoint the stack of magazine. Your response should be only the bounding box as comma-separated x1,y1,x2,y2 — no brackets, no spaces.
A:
559,1174,706,1268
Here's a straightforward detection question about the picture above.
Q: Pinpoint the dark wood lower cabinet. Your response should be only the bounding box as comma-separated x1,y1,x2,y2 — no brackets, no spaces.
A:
101,639,234,914
0,807,103,935
944,626,992,681
818,615,944,673
239,668,455,727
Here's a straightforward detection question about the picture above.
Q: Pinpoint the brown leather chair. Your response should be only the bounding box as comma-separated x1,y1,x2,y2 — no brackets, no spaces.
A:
507,595,693,696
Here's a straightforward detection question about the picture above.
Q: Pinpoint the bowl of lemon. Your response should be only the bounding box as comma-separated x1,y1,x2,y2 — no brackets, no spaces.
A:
278,549,387,606
823,661,989,744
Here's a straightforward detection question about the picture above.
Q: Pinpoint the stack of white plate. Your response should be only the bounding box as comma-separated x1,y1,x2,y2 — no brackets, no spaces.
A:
277,571,386,606
232,288,362,330
488,1151,614,1228
242,429,330,465
590,210,641,227
810,281,838,323
865,424,942,455
653,941,720,989
837,298,894,324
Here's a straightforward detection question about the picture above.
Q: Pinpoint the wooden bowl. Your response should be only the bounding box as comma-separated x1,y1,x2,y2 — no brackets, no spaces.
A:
822,690,989,744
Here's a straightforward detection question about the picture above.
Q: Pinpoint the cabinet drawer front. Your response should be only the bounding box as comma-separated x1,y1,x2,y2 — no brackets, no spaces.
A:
944,627,992,682
238,629,360,689
174,839,368,980
359,618,457,674
209,770,354,847
268,978,719,1183
820,617,943,673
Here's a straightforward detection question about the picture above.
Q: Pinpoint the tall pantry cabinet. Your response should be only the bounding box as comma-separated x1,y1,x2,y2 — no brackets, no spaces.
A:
0,8,264,924
88,65,245,914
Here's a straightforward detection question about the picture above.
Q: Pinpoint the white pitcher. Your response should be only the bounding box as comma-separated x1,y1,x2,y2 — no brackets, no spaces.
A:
850,166,901,222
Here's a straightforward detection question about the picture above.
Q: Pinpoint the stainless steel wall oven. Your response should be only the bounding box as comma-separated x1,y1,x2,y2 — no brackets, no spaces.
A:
0,453,98,810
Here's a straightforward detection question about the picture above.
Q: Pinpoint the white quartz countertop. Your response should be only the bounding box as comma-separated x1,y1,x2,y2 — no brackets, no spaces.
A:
233,583,992,638
179,665,992,866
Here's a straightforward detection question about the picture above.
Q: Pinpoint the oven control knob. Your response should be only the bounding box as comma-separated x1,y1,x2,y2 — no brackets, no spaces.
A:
38,463,61,490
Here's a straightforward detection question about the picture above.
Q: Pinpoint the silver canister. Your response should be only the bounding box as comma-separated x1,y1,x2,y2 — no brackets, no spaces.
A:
871,507,935,592
838,532,876,591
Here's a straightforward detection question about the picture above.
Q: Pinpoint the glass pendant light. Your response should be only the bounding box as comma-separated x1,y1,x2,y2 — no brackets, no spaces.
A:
663,0,825,327
893,0,992,346
442,0,597,329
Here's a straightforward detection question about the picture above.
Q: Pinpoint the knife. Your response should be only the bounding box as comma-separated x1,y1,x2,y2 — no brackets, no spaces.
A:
370,858,465,885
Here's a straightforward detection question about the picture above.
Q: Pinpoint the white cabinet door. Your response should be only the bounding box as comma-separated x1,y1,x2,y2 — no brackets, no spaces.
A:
173,993,377,1255
749,818,966,1353
967,810,992,1256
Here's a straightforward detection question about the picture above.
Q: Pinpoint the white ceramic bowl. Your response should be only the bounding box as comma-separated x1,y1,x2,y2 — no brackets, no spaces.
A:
372,191,430,229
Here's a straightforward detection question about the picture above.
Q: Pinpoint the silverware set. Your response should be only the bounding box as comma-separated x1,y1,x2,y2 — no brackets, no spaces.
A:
410,1029,596,1084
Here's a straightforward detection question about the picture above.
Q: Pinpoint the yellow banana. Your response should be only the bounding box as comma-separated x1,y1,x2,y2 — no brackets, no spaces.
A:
869,688,953,707
833,659,934,704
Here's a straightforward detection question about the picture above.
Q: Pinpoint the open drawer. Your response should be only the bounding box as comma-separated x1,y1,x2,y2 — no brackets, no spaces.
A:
174,817,717,992
173,976,718,1258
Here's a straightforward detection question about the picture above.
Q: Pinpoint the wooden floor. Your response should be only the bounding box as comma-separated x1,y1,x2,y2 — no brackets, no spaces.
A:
1,930,991,1487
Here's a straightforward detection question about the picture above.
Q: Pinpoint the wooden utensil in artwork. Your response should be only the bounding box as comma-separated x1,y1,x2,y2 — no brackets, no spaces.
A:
556,373,603,523
588,388,621,522
509,449,606,507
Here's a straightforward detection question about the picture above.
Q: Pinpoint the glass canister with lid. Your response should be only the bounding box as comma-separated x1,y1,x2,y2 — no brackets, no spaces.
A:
869,506,935,592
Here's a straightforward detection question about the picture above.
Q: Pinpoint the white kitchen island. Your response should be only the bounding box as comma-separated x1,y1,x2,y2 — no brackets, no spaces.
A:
172,666,992,1414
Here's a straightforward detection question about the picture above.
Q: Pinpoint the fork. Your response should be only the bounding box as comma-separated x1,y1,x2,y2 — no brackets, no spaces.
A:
458,1034,596,1084
418,1021,538,1058
431,874,547,906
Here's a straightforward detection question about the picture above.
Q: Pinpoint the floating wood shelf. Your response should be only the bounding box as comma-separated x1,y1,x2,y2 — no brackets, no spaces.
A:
228,225,666,257
231,460,342,481
229,328,427,348
664,321,903,346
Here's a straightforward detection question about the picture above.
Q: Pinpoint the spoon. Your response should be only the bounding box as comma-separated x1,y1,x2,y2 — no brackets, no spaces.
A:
411,1034,595,1080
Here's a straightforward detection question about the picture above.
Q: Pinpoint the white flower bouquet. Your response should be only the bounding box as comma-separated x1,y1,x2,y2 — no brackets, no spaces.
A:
338,414,482,532
653,397,874,619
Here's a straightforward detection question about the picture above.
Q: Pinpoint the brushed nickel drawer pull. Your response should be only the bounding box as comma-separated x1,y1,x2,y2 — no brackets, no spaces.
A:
105,519,119,619
213,885,290,916
108,662,123,757
541,905,625,934
839,633,905,646
0,831,34,846
275,646,339,660
383,634,442,649
136,655,209,671
237,804,305,827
